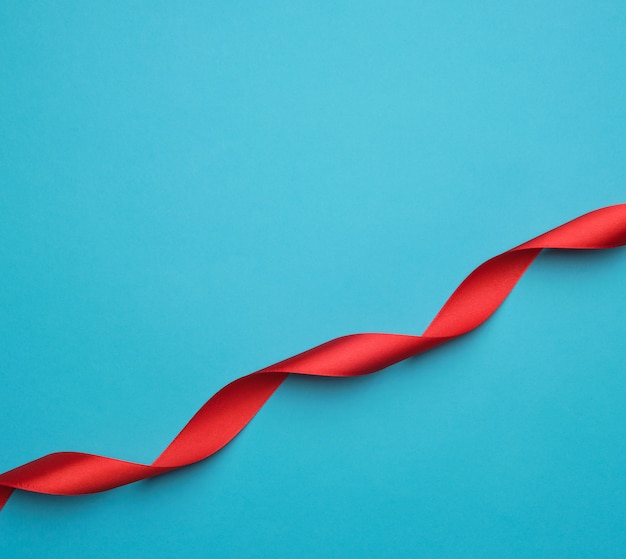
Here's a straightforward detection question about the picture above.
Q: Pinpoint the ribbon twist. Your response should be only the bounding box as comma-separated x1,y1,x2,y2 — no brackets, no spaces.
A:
2,204,626,511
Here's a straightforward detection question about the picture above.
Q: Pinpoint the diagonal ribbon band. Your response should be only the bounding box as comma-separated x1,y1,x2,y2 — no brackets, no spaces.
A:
1,204,625,512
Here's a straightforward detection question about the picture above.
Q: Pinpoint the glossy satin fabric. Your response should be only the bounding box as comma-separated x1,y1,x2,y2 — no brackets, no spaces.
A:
1,204,625,512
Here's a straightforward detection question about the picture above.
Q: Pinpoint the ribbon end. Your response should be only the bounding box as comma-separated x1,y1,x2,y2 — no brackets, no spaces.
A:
0,486,14,511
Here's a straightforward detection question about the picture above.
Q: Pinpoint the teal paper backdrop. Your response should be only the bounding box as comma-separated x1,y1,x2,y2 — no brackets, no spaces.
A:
1,2,626,557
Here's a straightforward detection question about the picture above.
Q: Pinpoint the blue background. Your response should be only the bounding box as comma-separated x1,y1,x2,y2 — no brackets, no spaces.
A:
1,1,626,557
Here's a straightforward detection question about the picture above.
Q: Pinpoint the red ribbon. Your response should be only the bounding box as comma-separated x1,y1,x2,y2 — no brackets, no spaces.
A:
2,204,625,512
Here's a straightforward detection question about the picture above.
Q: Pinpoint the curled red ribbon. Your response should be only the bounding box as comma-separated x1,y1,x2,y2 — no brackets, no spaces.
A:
2,204,626,512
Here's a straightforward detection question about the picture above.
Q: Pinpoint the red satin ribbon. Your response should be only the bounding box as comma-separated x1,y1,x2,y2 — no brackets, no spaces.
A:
2,204,626,512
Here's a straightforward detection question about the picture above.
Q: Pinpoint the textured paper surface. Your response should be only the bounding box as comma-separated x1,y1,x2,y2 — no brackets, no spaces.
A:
1,2,626,557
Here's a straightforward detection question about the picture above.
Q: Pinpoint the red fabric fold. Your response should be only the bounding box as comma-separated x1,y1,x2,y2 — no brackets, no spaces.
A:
1,204,625,511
